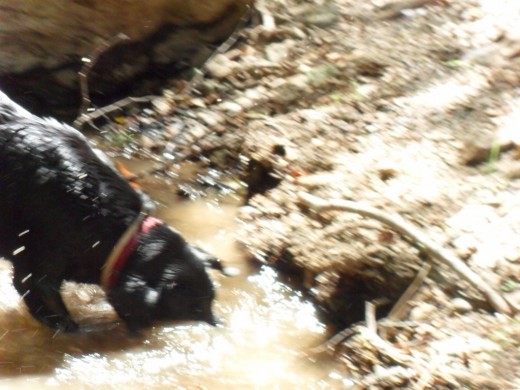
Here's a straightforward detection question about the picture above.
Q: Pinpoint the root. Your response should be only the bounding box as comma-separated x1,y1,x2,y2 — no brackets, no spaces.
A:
298,191,513,316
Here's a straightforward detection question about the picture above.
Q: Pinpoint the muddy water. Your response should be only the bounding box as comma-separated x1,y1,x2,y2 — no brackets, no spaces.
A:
0,172,343,389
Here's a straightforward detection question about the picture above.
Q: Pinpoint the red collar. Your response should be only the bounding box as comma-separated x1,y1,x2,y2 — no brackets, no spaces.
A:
101,214,162,291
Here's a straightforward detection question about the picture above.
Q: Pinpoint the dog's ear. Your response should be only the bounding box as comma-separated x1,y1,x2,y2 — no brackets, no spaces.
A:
107,273,160,334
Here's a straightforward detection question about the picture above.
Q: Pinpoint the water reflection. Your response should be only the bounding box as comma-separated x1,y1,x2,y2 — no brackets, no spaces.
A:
0,188,342,388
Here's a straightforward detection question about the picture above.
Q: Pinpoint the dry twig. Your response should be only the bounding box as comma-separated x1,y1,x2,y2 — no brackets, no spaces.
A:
298,192,513,316
380,262,432,339
73,95,157,128
365,301,378,334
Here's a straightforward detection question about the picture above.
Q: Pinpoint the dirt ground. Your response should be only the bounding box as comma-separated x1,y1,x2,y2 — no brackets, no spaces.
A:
88,0,520,388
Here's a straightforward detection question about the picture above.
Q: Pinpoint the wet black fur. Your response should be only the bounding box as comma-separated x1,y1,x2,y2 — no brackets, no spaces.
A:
0,91,217,333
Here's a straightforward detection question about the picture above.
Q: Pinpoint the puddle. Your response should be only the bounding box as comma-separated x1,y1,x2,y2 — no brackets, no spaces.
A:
0,165,343,389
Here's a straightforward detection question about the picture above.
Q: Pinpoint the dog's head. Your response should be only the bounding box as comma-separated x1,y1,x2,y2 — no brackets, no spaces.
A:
107,223,219,332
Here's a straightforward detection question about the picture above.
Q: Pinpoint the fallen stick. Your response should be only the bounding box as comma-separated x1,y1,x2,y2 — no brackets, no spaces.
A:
73,95,157,128
386,262,431,321
380,262,432,340
298,191,513,316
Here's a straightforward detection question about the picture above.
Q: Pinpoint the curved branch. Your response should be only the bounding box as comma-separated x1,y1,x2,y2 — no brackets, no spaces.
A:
298,191,513,316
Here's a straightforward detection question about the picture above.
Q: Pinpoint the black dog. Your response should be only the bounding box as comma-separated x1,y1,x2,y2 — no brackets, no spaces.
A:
0,91,221,333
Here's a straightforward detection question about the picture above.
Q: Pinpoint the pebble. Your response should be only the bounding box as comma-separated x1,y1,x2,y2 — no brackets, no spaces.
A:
235,96,254,111
409,303,437,321
205,54,238,79
297,5,339,28
152,97,173,116
265,40,295,63
197,111,224,127
219,101,243,114
451,298,473,313
140,134,160,150
271,82,303,106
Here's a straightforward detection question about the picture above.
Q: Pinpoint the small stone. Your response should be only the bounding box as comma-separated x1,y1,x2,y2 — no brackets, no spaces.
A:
451,298,473,313
219,101,243,114
297,5,339,28
190,124,208,139
165,122,184,138
152,97,174,116
271,82,304,106
190,98,207,108
409,303,437,321
305,63,341,87
265,40,295,63
239,205,261,217
197,111,223,127
140,135,157,150
235,96,254,111
206,54,238,79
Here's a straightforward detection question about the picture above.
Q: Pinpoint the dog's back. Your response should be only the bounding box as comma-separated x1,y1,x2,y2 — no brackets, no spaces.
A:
0,91,142,282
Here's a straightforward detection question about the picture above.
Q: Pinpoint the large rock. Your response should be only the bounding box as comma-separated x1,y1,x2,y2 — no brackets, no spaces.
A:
0,0,253,118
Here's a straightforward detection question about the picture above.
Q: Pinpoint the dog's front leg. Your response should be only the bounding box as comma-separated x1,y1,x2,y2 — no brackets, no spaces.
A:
13,268,78,332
